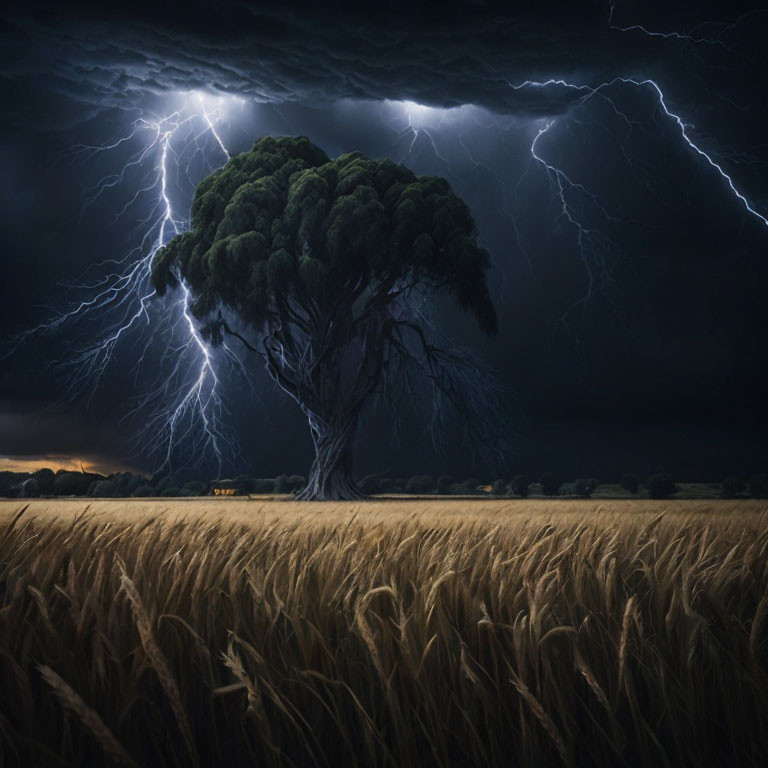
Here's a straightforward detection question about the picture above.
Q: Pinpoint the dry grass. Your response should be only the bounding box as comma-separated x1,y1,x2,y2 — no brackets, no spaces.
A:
1,499,767,767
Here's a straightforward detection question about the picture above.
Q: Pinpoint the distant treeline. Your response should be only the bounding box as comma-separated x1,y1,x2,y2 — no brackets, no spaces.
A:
0,469,303,499
2,467,768,500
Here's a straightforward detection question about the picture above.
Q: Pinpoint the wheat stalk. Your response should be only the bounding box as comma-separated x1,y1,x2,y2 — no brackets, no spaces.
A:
618,595,636,691
117,559,199,768
510,672,570,766
39,665,139,768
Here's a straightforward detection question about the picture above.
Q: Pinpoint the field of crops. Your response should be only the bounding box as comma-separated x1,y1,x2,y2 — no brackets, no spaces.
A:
1,498,767,767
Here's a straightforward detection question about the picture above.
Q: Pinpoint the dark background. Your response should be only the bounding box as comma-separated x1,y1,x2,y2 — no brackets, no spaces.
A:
1,0,767,481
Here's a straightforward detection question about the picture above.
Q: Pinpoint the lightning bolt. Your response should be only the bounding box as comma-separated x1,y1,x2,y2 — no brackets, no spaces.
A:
196,93,231,160
502,74,768,329
607,1,763,50
393,101,454,171
387,76,767,334
511,75,768,227
5,91,241,476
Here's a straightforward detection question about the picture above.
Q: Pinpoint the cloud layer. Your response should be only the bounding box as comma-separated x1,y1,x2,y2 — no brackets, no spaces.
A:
0,1,712,117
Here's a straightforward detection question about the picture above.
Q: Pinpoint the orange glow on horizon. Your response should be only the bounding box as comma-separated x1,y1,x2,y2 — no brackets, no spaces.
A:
0,455,134,476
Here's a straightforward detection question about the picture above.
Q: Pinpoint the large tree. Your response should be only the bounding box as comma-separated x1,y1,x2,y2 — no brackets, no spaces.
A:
152,136,499,500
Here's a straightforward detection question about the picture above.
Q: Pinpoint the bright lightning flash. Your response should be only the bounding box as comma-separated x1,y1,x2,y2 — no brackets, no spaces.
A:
6,90,244,476
388,65,766,334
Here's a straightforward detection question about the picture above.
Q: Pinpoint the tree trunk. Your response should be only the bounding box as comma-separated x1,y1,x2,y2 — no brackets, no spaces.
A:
294,412,365,501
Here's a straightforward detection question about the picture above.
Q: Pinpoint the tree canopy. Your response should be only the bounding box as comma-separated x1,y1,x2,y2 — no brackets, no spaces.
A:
152,135,496,336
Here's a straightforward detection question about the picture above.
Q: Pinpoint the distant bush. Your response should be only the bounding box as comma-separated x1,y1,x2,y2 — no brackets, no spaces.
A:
358,475,381,495
103,477,127,499
574,478,599,498
461,478,482,495
539,472,561,497
182,480,208,496
172,467,195,487
161,487,180,497
378,477,396,493
491,478,507,496
107,473,133,495
154,476,173,493
251,478,276,494
131,484,156,497
508,474,529,498
131,477,147,494
287,475,306,492
274,474,291,493
436,475,454,494
378,478,405,493
448,483,465,495
20,478,40,498
646,473,677,499
747,473,768,499
123,475,145,495
721,476,746,498
232,475,255,493
620,473,640,494
405,475,435,495
273,474,305,493
32,468,55,496
0,472,26,497
53,472,99,497
89,480,125,498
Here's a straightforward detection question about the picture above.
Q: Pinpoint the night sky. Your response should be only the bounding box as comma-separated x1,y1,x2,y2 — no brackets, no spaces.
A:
1,0,767,481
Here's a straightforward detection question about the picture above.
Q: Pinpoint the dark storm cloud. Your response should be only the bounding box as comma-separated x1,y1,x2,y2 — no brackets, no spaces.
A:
0,0,734,120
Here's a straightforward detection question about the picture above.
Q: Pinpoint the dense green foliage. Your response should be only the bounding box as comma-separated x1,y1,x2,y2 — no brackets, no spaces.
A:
53,471,102,497
33,468,55,495
539,472,562,497
404,475,436,494
491,477,508,496
152,136,497,336
646,473,677,499
508,474,530,498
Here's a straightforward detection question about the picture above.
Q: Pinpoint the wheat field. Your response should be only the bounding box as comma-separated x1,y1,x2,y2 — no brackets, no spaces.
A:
1,498,767,767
